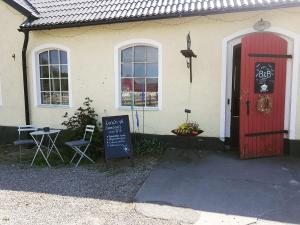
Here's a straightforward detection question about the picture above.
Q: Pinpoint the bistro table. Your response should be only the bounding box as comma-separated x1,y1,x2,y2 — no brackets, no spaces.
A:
30,129,64,167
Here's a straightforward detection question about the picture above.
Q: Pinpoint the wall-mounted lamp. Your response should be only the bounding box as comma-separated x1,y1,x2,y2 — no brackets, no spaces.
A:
181,32,197,83
253,18,271,31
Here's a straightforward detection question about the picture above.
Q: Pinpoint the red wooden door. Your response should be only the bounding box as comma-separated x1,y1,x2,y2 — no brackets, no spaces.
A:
240,33,288,159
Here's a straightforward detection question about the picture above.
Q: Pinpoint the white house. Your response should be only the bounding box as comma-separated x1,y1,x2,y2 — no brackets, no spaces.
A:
1,0,300,158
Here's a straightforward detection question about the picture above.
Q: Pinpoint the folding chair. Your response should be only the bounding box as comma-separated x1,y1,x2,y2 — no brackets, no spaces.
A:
13,125,37,162
65,125,96,167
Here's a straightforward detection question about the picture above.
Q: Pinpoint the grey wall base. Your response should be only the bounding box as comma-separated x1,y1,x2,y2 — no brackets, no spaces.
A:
0,126,18,145
0,126,299,157
141,134,225,151
285,139,300,157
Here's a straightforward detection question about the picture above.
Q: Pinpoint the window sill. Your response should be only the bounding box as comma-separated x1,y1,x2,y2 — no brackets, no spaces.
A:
37,104,72,109
118,106,161,111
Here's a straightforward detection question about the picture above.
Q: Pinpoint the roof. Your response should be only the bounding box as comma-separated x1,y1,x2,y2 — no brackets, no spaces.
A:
6,0,300,31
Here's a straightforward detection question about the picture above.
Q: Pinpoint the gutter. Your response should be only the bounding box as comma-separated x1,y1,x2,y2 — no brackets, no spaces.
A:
20,30,30,125
3,0,38,19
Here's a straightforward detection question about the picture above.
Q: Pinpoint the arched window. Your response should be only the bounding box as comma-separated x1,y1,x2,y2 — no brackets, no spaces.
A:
119,44,160,109
37,49,69,105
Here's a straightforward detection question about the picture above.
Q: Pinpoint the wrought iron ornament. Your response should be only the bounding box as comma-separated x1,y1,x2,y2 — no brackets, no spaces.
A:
256,94,273,114
180,32,197,83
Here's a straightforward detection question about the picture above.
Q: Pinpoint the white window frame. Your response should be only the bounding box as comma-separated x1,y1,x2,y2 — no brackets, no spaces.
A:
114,39,162,111
32,44,72,108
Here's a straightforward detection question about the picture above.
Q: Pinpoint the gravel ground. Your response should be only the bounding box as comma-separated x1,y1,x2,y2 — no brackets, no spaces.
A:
0,146,183,225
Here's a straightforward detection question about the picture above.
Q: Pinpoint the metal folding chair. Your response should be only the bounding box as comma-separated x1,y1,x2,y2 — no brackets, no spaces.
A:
65,125,96,167
13,125,37,162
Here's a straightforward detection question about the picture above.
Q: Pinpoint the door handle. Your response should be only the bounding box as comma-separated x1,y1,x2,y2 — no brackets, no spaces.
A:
246,100,250,116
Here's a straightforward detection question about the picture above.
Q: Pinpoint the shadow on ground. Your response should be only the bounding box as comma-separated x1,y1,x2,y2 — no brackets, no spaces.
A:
1,144,300,224
0,145,156,203
135,148,300,224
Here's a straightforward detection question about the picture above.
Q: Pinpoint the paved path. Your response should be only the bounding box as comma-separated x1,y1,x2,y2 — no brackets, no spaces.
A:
135,149,300,225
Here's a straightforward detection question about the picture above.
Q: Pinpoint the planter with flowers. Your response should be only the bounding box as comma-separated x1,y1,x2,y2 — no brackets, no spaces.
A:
171,122,203,137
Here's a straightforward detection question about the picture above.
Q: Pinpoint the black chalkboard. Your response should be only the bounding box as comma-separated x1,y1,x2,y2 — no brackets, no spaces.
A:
255,62,275,93
102,115,133,160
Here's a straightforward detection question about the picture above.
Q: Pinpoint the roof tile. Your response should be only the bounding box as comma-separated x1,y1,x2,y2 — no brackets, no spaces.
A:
14,0,300,30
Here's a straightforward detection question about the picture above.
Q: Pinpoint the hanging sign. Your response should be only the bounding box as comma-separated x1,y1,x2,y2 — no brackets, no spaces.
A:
102,115,133,160
255,62,275,93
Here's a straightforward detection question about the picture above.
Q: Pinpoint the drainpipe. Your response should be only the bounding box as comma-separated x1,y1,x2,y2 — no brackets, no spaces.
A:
21,30,30,125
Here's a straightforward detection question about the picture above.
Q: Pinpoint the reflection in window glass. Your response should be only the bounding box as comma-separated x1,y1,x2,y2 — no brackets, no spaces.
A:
50,50,59,64
134,46,146,62
40,66,49,78
39,52,49,65
146,47,158,62
121,48,133,62
38,50,69,105
60,51,68,64
120,45,159,107
121,63,132,77
134,63,145,77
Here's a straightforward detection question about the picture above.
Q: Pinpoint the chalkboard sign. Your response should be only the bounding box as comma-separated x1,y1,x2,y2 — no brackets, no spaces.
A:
102,115,133,160
255,62,275,93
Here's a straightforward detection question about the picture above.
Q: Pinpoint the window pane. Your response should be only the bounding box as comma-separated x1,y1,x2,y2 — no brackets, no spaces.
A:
50,79,60,91
40,79,50,92
50,65,59,78
146,78,158,107
50,50,59,64
51,92,61,104
60,51,68,64
121,78,133,91
134,78,145,92
146,63,158,77
61,65,68,78
121,63,132,77
134,92,145,106
61,92,69,105
147,47,158,62
134,78,145,106
61,79,68,91
121,47,133,62
121,91,133,106
134,63,145,77
40,66,49,78
146,78,158,92
39,51,49,65
41,92,50,104
134,46,146,62
146,92,158,107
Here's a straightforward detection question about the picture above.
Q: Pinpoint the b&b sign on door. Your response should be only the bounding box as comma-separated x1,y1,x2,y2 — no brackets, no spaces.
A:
255,62,275,93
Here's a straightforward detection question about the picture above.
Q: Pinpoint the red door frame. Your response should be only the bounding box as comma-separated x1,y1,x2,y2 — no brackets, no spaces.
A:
240,33,288,159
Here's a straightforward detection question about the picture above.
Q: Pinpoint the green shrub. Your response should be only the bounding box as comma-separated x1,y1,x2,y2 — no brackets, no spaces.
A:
61,97,103,149
133,133,167,156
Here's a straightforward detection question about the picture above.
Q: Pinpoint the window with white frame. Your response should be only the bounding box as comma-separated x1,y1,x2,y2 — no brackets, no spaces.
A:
120,45,159,108
38,49,69,105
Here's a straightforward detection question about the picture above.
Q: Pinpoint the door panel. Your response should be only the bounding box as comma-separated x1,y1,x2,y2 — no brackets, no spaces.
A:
240,33,288,159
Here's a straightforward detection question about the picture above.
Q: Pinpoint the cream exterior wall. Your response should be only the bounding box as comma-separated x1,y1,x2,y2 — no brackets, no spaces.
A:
0,1,26,126
2,6,300,138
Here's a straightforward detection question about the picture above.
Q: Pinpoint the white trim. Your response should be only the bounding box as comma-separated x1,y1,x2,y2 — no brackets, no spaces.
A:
31,43,72,108
220,27,300,141
114,39,163,111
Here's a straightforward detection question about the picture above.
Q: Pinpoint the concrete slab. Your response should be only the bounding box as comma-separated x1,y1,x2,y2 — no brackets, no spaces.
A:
135,203,200,224
135,149,300,225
